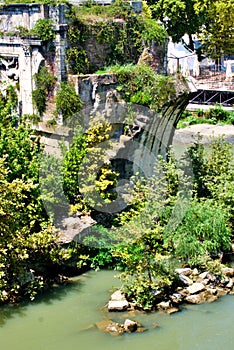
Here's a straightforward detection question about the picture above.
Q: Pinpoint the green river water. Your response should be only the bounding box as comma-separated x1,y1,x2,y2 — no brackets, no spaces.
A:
0,270,234,350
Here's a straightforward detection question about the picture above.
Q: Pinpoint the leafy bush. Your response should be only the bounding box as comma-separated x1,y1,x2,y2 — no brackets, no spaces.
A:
32,19,55,42
105,64,176,111
166,199,232,266
32,66,56,115
177,104,234,128
55,82,82,120
63,120,118,211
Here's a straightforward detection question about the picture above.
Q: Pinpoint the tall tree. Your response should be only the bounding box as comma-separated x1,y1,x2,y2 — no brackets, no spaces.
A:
195,0,234,56
149,0,204,50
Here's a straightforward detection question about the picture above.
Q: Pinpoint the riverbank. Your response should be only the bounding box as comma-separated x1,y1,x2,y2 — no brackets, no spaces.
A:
107,265,234,317
174,123,234,145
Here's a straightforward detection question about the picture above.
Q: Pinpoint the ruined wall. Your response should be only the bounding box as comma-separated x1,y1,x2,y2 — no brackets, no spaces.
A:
0,3,45,32
0,3,69,115
69,73,191,178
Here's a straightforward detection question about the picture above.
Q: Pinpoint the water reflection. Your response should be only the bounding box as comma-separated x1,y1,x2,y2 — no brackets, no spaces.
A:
0,277,84,327
0,270,234,350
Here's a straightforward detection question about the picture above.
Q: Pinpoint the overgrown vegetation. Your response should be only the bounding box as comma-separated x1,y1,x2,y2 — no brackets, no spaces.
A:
177,104,234,128
97,64,177,111
0,85,18,125
0,119,77,302
2,19,55,42
0,90,117,303
32,66,56,115
1,2,234,309
55,82,82,120
0,80,234,307
66,2,167,74
109,138,234,309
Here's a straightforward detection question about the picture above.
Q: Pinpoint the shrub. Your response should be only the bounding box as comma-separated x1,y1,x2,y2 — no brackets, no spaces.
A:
106,64,176,111
55,82,82,120
32,19,55,42
32,66,56,115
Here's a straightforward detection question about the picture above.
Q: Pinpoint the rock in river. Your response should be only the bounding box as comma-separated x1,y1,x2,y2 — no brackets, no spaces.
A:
108,300,129,311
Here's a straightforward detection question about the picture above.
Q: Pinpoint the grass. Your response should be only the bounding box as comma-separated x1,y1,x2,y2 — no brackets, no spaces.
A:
177,105,234,128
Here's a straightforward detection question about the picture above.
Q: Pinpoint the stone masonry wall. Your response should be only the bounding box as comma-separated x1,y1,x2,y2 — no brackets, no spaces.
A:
0,3,69,115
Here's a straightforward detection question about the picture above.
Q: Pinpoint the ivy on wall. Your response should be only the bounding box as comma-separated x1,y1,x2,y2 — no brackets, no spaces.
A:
66,2,167,74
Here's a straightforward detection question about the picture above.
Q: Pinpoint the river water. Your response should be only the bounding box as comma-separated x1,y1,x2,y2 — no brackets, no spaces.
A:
0,270,234,350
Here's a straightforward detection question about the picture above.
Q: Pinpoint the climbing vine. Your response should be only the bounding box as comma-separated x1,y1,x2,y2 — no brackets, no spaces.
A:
66,2,167,74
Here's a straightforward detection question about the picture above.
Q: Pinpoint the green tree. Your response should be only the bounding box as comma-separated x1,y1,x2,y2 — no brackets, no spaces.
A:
150,0,203,50
0,120,88,303
63,120,118,211
0,122,41,183
195,0,234,56
112,165,180,309
0,157,75,302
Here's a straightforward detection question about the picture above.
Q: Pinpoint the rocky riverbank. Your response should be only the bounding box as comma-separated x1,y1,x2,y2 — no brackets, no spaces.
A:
95,265,234,336
107,266,234,313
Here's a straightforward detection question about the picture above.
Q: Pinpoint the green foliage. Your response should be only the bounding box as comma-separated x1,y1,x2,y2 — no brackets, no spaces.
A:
0,156,66,302
195,0,234,56
141,18,167,45
80,225,117,269
32,66,56,115
4,0,68,4
15,25,31,38
187,136,234,200
39,153,67,218
110,138,233,308
0,85,18,125
32,19,55,42
63,120,118,211
14,19,55,41
105,64,176,111
177,105,234,128
0,119,91,303
22,113,41,125
0,123,41,183
142,0,152,19
66,46,89,74
150,0,203,50
66,3,167,74
55,82,82,120
165,199,231,266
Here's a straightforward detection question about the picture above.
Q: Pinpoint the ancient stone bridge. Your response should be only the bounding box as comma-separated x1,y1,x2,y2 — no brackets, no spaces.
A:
0,2,194,169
